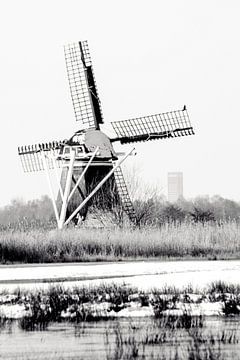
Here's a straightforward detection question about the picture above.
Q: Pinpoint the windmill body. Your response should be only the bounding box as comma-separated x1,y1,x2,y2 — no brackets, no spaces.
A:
18,41,195,229
58,129,120,223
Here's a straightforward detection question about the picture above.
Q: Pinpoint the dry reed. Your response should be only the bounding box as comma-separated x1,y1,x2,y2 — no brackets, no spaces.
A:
0,221,239,263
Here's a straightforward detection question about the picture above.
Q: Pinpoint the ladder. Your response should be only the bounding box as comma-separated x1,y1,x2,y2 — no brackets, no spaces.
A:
114,166,136,223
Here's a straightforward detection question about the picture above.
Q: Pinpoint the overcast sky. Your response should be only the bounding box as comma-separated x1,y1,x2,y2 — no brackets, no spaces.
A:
0,0,240,205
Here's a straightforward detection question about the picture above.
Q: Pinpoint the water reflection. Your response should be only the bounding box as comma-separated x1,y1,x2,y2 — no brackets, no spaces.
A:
1,317,240,359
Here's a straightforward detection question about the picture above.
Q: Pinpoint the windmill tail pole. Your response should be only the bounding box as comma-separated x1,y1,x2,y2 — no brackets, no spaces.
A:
58,149,76,230
41,152,60,223
64,147,135,228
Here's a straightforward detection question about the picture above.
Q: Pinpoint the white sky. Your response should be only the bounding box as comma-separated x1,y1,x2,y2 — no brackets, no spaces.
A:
0,0,240,205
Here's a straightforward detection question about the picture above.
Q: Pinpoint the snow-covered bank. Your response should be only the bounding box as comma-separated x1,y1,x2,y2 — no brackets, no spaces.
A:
0,287,238,320
0,259,240,292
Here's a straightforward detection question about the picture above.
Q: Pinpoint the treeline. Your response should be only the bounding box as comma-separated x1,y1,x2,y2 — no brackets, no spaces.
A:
0,196,56,230
1,194,240,230
134,195,240,227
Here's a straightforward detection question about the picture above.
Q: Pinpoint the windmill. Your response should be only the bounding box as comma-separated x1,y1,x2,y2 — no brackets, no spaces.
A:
18,41,195,229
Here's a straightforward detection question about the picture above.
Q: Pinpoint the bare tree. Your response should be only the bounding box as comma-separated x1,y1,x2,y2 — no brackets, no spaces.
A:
122,165,164,227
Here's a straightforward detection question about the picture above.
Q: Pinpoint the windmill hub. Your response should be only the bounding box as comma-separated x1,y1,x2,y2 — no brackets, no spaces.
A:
18,40,195,229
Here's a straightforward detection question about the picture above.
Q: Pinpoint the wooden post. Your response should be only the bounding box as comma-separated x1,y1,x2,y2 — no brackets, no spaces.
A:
52,155,64,201
58,149,76,229
41,152,60,224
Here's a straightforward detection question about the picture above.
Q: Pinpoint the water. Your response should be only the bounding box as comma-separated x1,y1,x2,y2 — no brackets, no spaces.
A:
1,317,240,359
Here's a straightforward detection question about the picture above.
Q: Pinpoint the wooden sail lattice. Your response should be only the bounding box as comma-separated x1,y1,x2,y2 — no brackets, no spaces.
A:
111,108,194,144
64,42,103,129
18,142,63,172
114,166,136,222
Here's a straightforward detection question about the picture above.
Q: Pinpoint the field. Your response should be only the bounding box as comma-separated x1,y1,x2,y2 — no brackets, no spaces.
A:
0,221,240,263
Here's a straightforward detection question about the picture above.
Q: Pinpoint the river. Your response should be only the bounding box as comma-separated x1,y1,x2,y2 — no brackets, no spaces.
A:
1,317,240,359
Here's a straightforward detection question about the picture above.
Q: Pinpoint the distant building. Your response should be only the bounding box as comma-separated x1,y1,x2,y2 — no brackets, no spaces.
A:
168,172,183,202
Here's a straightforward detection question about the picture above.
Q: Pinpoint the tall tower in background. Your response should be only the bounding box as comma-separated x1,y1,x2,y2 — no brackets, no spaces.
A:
168,172,183,202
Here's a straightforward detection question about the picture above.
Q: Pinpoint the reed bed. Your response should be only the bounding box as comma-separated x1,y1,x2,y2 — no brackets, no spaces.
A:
1,281,240,329
0,221,240,263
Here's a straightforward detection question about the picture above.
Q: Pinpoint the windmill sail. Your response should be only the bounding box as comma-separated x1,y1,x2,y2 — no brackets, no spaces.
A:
113,166,136,222
110,107,194,144
64,41,103,130
18,142,63,172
